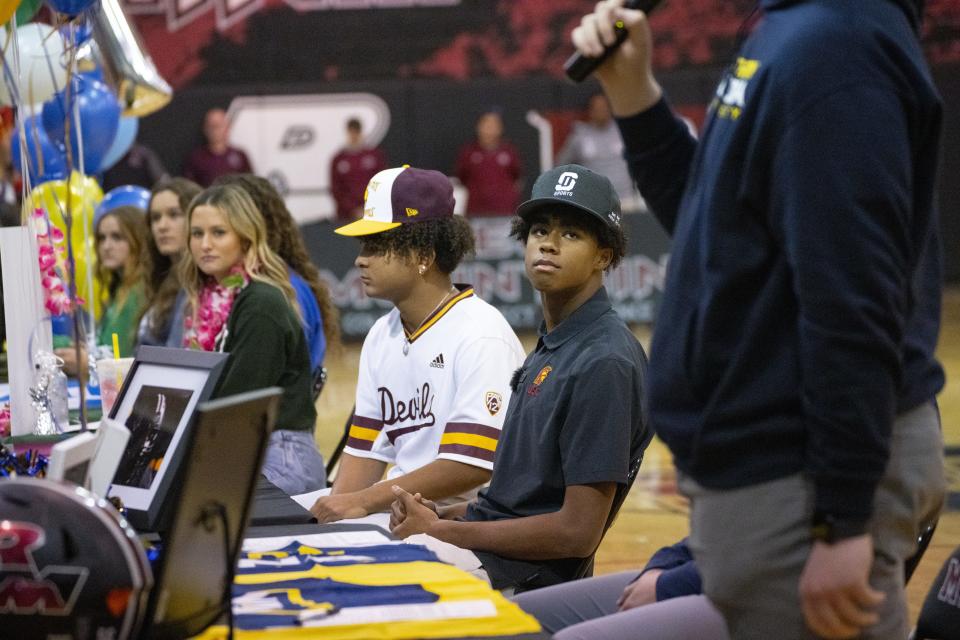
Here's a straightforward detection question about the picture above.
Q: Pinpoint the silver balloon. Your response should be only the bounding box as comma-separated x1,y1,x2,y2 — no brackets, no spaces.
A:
90,0,172,117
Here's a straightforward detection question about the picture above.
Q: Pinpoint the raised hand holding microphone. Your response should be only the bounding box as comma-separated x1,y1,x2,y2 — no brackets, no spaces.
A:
570,0,663,117
565,0,663,81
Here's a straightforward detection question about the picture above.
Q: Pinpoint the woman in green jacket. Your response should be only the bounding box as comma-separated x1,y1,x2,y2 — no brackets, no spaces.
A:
95,206,150,357
180,184,326,495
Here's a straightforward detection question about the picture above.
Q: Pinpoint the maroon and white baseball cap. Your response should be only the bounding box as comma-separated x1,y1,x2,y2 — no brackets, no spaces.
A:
334,166,455,237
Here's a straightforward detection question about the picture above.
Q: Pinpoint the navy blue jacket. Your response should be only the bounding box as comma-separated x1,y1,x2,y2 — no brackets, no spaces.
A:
642,539,702,602
620,0,943,522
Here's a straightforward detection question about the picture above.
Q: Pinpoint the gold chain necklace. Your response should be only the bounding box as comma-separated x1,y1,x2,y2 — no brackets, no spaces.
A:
403,286,458,356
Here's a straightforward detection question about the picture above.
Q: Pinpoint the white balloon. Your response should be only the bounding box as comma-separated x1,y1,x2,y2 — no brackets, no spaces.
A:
0,23,68,107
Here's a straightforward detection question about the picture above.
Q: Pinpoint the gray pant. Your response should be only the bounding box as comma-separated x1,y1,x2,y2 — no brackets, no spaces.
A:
512,571,729,640
261,429,327,495
681,401,946,640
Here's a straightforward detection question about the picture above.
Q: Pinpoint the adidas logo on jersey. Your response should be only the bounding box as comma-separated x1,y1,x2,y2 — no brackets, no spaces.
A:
429,354,445,369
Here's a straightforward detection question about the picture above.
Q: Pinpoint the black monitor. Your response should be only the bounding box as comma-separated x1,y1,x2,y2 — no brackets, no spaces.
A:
141,387,281,640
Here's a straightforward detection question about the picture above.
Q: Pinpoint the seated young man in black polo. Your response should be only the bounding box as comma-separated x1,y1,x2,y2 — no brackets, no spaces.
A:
390,164,651,593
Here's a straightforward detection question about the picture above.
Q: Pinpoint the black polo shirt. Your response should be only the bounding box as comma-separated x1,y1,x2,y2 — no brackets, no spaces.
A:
465,286,650,589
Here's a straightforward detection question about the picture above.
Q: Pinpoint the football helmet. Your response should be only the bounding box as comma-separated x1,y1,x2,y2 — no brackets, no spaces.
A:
0,477,153,639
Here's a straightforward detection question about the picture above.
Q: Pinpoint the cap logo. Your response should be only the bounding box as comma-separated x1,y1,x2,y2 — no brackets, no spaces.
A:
364,208,375,218
608,211,621,226
368,181,380,192
405,207,419,217
554,171,578,197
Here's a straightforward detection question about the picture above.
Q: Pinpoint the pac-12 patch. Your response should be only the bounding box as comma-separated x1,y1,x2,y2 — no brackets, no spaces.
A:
485,392,502,416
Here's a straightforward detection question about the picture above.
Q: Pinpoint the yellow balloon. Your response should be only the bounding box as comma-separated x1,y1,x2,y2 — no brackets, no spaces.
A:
0,0,21,25
30,172,104,321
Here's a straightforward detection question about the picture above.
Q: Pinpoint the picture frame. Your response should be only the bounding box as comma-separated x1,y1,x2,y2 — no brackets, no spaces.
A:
47,418,131,497
89,418,132,497
47,431,98,487
107,346,228,532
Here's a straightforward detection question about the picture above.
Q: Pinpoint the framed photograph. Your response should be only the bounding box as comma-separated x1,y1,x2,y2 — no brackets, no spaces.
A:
48,431,98,487
47,419,131,498
107,346,228,532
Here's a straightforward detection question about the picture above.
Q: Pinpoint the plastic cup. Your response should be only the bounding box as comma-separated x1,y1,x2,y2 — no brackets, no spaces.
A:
96,357,134,417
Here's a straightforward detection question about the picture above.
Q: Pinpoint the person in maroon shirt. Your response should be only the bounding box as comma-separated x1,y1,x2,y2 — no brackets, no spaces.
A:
183,108,253,187
329,118,387,221
455,111,523,217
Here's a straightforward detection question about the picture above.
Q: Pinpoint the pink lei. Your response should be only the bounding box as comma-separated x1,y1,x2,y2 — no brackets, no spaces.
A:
183,265,250,352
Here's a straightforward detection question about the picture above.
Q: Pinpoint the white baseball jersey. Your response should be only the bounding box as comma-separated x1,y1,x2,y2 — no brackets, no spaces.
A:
345,286,525,478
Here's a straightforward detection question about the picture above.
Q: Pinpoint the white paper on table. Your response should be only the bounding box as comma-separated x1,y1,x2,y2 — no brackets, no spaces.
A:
242,530,393,553
294,599,498,627
291,486,330,510
291,488,394,531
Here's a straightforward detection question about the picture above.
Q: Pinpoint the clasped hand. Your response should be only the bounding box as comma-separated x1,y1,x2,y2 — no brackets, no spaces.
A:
389,485,439,538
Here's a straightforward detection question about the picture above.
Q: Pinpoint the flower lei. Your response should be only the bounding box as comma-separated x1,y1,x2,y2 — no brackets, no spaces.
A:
0,404,10,439
33,208,77,315
183,264,250,352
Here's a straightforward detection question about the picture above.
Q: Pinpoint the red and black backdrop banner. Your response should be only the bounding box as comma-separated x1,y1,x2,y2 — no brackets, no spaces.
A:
129,0,960,87
130,0,960,282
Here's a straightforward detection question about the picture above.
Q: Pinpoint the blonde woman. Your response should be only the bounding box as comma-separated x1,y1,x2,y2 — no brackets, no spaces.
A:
181,184,325,494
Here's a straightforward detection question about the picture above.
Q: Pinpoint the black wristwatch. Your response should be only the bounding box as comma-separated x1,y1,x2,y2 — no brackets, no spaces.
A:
811,512,868,544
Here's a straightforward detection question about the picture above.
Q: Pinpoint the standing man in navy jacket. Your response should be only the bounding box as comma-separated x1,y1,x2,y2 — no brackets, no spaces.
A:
573,1,946,638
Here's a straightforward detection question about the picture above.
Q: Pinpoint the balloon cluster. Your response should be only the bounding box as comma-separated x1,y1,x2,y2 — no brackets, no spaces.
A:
0,0,171,435
0,444,48,478
3,0,171,181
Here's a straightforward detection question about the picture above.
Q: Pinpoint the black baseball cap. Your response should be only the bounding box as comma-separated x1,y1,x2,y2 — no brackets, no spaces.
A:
516,164,622,230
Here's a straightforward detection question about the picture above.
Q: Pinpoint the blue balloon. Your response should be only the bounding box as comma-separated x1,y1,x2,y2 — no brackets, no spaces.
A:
41,75,121,175
45,0,98,17
11,115,67,184
95,185,151,224
59,18,93,47
99,116,138,173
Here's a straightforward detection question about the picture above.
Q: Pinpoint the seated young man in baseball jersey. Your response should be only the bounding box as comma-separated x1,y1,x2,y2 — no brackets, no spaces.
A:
390,164,651,592
310,166,525,523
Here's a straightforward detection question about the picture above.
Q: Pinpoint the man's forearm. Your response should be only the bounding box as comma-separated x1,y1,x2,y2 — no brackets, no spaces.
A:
425,509,600,561
331,454,387,494
439,501,470,520
356,460,490,514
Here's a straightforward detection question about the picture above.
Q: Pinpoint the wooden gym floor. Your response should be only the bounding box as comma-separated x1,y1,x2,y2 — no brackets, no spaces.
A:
313,287,960,622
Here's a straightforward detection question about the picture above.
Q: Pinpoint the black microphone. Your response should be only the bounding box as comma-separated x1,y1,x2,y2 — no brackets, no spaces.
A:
510,367,526,393
563,0,665,83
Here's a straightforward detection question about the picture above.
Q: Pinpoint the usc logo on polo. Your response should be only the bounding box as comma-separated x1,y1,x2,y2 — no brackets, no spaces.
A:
554,172,578,196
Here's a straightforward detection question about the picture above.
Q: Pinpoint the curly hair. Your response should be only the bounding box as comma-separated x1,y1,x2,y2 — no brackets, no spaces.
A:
144,177,202,340
181,185,299,321
509,205,627,270
213,173,340,349
357,216,476,274
95,205,151,320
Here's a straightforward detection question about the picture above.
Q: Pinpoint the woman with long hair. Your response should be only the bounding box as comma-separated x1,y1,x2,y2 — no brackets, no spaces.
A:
55,205,151,375
138,177,202,347
213,173,339,371
181,183,325,494
94,205,151,357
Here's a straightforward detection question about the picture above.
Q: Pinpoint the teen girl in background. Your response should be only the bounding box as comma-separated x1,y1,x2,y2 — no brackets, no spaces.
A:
138,177,202,348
